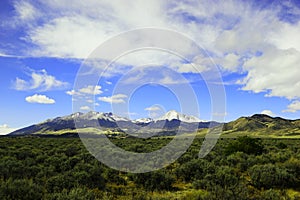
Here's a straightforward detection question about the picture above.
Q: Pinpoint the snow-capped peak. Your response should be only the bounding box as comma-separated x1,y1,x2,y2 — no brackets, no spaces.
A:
84,111,130,121
155,110,203,123
55,111,130,122
107,113,131,122
45,110,203,124
133,118,153,124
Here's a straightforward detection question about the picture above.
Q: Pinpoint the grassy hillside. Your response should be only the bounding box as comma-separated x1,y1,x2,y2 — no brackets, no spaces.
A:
221,114,300,138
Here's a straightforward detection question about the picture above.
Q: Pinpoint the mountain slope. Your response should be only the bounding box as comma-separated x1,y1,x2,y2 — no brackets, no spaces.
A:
222,114,300,137
9,111,211,136
8,112,300,138
9,112,129,136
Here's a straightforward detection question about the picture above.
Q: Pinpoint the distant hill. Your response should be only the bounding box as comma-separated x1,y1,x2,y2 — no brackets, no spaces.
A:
222,114,300,137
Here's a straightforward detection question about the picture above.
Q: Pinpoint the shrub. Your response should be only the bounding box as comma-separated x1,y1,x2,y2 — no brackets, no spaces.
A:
224,136,264,155
0,178,43,200
249,164,295,189
132,170,175,192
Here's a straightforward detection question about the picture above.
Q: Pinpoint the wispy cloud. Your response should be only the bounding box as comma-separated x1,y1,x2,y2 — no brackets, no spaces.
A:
98,94,127,104
14,68,68,91
145,105,161,111
79,85,102,95
13,1,38,22
66,85,102,96
261,110,275,116
0,124,17,135
283,101,300,113
0,52,25,58
25,94,55,104
66,90,77,96
80,106,91,111
119,65,191,85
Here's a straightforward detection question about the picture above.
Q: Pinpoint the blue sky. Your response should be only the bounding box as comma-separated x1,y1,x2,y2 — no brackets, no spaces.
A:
1,0,300,134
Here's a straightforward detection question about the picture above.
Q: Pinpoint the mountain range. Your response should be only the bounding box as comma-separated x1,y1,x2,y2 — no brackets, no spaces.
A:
8,110,216,137
8,111,300,138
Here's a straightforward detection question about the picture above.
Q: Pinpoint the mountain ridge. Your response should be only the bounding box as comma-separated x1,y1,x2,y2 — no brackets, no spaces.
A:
9,110,210,136
221,114,300,137
8,112,300,137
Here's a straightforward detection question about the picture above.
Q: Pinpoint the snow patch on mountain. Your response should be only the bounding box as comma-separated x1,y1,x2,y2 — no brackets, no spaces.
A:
133,118,154,124
49,111,130,122
43,110,203,125
155,110,203,123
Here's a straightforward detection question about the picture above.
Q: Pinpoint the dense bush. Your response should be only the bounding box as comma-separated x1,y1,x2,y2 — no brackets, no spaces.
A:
175,159,212,182
224,136,264,155
0,178,43,200
130,170,175,191
249,164,295,189
0,137,299,199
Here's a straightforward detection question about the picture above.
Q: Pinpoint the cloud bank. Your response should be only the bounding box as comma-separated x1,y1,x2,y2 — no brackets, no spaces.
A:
3,0,300,112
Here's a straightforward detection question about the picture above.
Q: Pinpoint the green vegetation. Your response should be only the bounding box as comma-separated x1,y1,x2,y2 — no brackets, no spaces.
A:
1,136,300,199
222,115,300,138
224,136,264,155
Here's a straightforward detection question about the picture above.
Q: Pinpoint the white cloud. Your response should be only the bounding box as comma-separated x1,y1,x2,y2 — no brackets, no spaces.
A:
241,48,300,99
25,94,55,104
261,110,275,116
98,94,127,104
5,0,300,103
217,53,240,72
268,22,300,52
80,106,91,111
79,85,102,95
105,81,112,85
22,0,169,58
283,101,300,113
0,124,17,135
118,65,191,85
13,1,38,22
66,85,103,96
0,52,24,58
171,55,212,74
3,2,272,59
159,76,187,85
15,78,28,90
66,90,78,96
14,69,68,91
28,15,115,58
145,105,161,111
